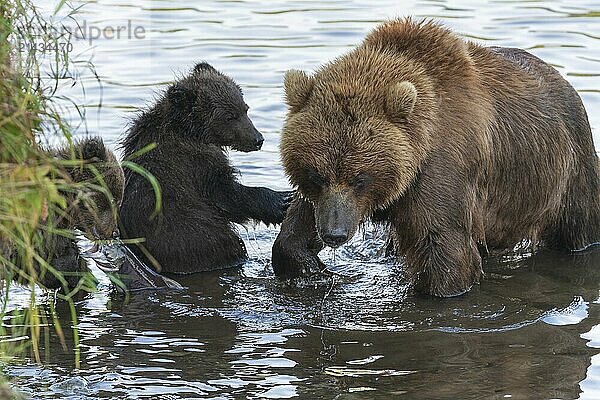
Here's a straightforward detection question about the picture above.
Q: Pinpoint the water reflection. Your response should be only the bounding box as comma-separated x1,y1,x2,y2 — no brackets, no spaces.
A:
9,0,600,398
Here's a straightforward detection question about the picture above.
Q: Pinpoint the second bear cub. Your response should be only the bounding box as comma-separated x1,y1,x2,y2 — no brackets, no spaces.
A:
120,62,291,273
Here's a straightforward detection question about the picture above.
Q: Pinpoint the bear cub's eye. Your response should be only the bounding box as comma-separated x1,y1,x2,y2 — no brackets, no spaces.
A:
224,104,249,121
350,173,373,192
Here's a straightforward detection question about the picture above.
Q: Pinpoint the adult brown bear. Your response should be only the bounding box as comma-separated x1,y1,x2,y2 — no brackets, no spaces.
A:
272,18,600,297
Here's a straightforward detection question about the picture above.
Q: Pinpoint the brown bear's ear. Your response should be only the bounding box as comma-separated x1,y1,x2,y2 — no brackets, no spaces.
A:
284,69,315,112
385,81,417,122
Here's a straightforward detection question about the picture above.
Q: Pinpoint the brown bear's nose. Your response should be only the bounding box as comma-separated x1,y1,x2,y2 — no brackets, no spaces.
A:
255,137,264,149
322,231,348,248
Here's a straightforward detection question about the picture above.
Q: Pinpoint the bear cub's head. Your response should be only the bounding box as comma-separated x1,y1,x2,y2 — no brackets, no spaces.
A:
54,137,125,240
166,62,264,152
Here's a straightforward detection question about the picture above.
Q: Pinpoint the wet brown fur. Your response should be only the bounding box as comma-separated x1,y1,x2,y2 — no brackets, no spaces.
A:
273,18,600,297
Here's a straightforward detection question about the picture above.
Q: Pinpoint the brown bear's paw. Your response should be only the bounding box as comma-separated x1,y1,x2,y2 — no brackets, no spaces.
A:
39,238,97,292
272,242,325,280
414,266,482,297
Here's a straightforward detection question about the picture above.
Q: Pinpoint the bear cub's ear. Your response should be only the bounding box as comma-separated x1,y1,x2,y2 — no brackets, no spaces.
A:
166,84,196,109
385,81,417,122
194,62,217,74
284,69,315,112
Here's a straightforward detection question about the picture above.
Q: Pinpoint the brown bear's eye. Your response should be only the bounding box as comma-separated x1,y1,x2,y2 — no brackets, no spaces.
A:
305,169,327,192
350,173,373,192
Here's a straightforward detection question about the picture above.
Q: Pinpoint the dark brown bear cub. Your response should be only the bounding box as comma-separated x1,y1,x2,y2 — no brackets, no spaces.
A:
272,18,600,297
120,62,291,274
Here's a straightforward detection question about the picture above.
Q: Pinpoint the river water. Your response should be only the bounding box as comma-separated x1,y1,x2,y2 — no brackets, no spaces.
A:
4,0,600,399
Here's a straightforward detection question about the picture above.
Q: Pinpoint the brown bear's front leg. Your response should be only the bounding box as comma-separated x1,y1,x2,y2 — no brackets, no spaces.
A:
392,164,485,297
272,196,325,279
402,230,483,297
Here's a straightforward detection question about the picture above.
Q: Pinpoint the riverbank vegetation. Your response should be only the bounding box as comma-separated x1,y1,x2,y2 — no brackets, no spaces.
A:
0,3,99,392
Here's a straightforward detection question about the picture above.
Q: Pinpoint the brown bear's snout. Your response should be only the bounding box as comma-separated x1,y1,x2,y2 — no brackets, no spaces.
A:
315,188,360,248
77,208,117,241
235,116,264,152
98,211,119,239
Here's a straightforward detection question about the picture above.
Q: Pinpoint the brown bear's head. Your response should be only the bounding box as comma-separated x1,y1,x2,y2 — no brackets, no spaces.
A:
280,48,434,248
165,62,264,152
55,138,125,240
